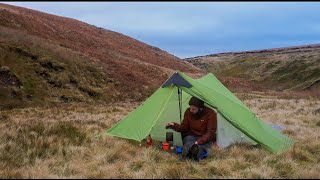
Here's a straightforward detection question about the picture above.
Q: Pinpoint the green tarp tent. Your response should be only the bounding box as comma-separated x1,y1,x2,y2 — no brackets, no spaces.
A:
105,71,294,153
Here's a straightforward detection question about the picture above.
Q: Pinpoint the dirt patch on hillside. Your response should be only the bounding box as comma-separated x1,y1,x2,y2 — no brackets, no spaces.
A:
0,66,21,87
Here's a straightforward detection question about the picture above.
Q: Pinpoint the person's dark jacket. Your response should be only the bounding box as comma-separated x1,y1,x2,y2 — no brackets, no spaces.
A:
171,106,217,145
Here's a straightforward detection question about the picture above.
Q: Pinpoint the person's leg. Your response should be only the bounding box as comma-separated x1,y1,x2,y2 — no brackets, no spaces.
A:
181,135,197,160
197,141,213,160
182,135,197,147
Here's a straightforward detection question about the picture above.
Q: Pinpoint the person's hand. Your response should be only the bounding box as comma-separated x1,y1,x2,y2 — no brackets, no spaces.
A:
194,141,198,145
165,122,174,129
167,122,174,126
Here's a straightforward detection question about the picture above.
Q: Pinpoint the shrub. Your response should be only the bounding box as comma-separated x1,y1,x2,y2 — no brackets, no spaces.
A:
22,77,36,95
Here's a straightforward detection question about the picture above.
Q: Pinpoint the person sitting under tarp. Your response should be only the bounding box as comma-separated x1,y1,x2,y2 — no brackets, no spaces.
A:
166,96,217,161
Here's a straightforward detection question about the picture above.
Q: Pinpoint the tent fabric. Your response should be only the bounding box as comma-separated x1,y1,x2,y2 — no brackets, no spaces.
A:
216,112,257,148
105,86,179,143
162,72,192,88
105,71,294,153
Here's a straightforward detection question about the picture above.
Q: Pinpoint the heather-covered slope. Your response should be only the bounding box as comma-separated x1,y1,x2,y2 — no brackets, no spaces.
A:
186,45,320,94
0,3,203,109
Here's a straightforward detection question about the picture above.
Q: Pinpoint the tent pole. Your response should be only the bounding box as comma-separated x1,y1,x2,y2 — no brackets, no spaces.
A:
178,87,182,122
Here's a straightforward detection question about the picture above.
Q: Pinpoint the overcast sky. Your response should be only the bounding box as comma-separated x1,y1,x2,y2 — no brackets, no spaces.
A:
3,2,320,58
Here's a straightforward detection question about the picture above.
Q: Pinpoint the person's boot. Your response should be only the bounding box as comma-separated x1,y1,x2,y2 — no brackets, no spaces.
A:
179,145,190,161
189,144,200,162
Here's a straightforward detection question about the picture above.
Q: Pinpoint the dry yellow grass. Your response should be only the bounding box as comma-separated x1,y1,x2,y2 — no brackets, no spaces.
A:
0,94,319,178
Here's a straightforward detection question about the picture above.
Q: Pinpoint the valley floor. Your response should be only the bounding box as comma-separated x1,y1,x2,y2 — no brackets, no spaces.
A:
0,92,319,178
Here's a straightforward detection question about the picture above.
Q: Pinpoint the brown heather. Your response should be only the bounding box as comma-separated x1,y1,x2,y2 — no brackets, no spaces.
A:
0,93,319,178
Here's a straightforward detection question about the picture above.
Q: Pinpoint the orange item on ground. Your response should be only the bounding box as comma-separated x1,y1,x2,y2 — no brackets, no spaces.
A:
162,142,169,151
